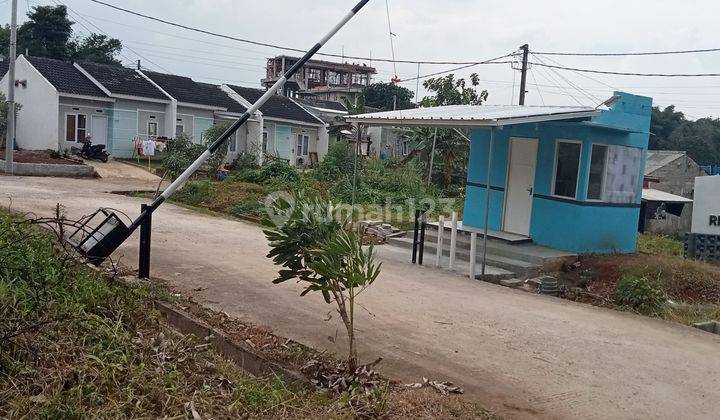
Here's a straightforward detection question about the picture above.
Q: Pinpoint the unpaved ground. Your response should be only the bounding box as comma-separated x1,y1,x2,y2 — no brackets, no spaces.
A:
1,172,719,419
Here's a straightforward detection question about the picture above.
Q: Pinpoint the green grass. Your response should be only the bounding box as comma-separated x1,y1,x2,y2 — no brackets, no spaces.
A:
0,209,492,419
0,211,342,418
637,233,684,257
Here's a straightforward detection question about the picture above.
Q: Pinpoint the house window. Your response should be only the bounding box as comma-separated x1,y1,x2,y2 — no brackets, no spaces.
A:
296,133,309,156
402,140,409,156
148,121,158,137
308,68,322,81
587,144,608,200
262,131,268,154
552,140,582,199
65,113,87,142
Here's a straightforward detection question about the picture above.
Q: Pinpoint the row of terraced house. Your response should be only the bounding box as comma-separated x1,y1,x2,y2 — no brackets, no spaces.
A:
0,55,358,165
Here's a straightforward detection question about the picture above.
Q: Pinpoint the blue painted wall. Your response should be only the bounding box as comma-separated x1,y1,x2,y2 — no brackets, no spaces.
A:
463,91,652,254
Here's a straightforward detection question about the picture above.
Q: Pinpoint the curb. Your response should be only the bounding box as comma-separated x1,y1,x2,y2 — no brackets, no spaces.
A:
153,300,311,386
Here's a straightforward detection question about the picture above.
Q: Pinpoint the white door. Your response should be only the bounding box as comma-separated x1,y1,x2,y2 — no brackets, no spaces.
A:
503,137,538,236
91,115,108,146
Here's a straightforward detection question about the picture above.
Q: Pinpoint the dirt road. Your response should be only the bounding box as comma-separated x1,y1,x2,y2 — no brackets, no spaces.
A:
2,171,719,419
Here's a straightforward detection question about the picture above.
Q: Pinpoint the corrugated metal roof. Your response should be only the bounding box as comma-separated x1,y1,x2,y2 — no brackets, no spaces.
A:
644,150,686,175
346,105,601,127
642,188,692,203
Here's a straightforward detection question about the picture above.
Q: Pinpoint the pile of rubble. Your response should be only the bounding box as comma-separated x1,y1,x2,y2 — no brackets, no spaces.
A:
358,220,403,244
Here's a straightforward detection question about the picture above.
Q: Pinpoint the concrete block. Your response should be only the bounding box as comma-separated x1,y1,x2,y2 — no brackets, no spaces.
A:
500,278,524,288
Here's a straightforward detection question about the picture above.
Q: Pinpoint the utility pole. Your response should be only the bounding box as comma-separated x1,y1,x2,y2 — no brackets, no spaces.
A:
5,0,17,174
518,44,529,106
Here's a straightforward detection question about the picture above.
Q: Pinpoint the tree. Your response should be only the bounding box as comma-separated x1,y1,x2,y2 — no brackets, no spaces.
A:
17,5,74,60
71,34,122,65
650,105,720,165
411,73,489,187
421,73,488,107
0,5,123,65
262,191,381,372
363,82,415,111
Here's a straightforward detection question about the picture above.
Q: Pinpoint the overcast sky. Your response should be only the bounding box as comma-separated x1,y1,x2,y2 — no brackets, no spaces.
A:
4,0,720,119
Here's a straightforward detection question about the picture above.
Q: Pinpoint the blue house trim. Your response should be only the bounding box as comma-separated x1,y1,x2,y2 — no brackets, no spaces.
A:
463,92,652,254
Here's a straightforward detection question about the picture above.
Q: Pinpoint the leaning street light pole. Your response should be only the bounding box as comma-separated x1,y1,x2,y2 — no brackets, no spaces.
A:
73,0,372,269
129,0,371,231
4,0,17,174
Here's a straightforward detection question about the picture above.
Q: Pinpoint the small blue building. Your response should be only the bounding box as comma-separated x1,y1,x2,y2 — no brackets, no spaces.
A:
349,91,653,255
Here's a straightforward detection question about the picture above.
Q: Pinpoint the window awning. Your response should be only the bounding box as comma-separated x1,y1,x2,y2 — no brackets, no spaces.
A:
345,105,602,127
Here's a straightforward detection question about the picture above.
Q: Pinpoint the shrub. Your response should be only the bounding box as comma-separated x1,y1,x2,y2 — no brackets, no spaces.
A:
616,275,666,314
161,124,230,180
174,180,212,206
315,140,356,182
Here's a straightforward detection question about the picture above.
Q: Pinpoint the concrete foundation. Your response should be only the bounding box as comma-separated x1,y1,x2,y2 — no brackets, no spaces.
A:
0,160,95,177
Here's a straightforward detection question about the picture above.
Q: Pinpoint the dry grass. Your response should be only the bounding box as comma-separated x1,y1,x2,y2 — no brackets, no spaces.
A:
560,233,720,325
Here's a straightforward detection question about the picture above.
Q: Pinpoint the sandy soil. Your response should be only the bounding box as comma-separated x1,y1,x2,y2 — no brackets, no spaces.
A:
1,172,719,419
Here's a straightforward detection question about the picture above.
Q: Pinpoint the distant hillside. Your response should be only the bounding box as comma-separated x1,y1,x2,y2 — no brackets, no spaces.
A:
651,106,720,165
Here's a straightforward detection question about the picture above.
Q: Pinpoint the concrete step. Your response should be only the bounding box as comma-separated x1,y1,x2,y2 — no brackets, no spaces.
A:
375,244,516,281
406,230,554,266
387,236,539,276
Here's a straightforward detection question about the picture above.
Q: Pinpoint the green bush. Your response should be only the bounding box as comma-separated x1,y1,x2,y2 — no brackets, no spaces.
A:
232,160,299,185
616,275,666,314
230,201,263,217
314,140,356,182
174,180,212,205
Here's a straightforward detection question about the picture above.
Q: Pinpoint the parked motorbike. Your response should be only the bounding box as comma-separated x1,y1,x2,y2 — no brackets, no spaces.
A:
78,139,109,162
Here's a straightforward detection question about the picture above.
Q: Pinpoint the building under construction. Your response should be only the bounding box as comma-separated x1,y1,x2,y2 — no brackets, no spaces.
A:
262,55,376,104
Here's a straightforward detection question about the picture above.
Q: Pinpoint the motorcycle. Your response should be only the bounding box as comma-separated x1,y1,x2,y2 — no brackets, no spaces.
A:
78,138,109,162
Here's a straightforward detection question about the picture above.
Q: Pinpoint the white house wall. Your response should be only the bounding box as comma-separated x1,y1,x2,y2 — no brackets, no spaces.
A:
1,56,59,150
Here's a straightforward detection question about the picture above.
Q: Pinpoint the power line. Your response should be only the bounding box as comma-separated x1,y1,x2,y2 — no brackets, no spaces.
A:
88,0,512,66
533,47,720,57
528,61,720,77
397,55,518,83
59,1,172,73
531,54,601,104
90,0,524,65
529,68,545,105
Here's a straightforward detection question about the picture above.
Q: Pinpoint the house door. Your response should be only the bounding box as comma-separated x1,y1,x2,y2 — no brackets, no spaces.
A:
274,126,293,162
503,137,538,236
91,115,108,146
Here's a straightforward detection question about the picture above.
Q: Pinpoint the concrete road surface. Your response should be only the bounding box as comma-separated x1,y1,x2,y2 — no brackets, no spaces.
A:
1,171,719,419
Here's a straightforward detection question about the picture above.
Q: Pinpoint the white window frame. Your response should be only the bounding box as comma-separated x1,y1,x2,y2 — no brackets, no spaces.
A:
229,132,237,152
64,112,88,142
586,143,610,202
551,139,583,200
296,133,310,157
147,121,159,138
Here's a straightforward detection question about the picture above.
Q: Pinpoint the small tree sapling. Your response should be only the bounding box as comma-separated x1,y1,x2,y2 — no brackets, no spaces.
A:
262,191,381,371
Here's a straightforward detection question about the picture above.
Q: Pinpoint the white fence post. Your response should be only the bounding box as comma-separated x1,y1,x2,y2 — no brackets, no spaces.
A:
449,212,458,269
435,215,444,267
469,232,477,279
